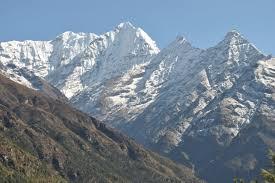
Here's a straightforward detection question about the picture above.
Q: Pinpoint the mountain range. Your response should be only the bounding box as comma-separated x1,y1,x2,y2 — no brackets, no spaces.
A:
0,72,202,182
0,22,274,182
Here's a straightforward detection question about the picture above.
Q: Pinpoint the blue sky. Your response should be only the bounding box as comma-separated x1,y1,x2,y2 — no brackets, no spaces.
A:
1,0,274,54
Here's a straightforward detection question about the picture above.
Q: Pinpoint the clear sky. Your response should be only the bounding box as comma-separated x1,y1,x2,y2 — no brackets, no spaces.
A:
0,0,274,54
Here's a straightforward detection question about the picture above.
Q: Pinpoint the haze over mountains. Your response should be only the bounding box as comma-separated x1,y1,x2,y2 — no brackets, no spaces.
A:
0,22,274,182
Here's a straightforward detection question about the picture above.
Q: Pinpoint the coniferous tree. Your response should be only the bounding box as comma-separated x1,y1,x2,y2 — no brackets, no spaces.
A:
261,151,275,183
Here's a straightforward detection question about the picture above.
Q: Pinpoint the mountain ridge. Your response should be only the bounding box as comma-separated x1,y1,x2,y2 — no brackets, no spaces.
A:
0,73,203,182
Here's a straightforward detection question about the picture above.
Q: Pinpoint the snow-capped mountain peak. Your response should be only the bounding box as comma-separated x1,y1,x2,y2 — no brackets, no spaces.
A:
175,35,187,44
218,29,248,47
164,35,193,51
54,31,98,43
226,29,241,37
116,21,135,30
0,30,98,78
111,22,160,55
217,30,263,56
45,22,160,98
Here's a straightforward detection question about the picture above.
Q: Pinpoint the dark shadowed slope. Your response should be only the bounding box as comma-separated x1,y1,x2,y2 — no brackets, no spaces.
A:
0,73,202,183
